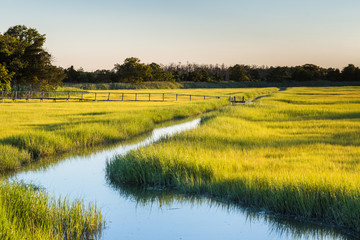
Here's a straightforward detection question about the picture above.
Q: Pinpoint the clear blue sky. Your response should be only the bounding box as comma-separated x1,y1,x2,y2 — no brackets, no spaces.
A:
1,0,360,70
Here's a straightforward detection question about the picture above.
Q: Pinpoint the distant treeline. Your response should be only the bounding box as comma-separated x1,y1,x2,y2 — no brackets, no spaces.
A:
64,57,360,84
2,25,360,91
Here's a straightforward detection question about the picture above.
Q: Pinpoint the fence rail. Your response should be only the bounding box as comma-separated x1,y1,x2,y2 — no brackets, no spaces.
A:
0,91,222,103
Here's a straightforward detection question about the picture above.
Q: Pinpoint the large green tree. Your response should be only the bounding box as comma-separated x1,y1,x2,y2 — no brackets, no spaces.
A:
0,63,14,91
0,25,64,90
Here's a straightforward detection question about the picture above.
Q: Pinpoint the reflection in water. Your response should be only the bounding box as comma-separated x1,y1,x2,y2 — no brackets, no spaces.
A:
6,118,201,178
109,183,356,240
10,118,357,240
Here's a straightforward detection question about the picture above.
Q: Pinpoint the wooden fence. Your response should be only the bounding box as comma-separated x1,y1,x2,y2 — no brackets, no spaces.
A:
0,91,222,103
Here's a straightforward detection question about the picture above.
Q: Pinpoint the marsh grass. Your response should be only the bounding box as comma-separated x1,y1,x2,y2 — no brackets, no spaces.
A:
0,98,227,173
0,145,31,173
107,87,360,235
0,87,276,239
0,88,276,174
0,181,104,240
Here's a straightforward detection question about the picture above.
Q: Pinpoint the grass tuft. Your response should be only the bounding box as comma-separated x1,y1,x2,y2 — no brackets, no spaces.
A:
0,181,104,239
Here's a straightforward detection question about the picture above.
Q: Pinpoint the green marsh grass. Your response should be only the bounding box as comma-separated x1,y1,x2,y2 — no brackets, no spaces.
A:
0,87,276,239
107,87,360,235
0,145,31,173
0,88,276,173
0,97,224,172
0,181,103,240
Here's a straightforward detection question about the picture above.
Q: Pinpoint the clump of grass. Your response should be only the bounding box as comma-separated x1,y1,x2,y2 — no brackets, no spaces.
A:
0,145,31,173
6,131,71,158
107,87,360,235
0,181,104,239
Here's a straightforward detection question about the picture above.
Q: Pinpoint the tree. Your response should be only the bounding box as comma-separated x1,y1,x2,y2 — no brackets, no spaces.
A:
229,64,250,82
266,67,291,82
93,69,114,83
341,64,360,81
113,57,151,84
147,63,174,82
0,64,14,91
0,25,64,90
292,64,324,81
63,66,81,83
0,34,25,80
325,68,341,81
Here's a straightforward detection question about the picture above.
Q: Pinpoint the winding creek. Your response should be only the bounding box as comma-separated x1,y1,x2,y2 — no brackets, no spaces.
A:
10,118,355,240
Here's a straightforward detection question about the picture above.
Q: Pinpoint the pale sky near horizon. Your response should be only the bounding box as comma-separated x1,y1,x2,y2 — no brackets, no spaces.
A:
1,0,360,71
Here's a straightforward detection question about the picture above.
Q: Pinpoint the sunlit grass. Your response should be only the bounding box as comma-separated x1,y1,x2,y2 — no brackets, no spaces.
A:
0,97,227,170
0,88,276,173
0,181,104,240
107,86,360,234
0,87,276,239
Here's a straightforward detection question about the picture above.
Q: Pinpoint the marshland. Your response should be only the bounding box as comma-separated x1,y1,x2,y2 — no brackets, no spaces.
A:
106,86,360,239
1,8,360,237
0,86,359,239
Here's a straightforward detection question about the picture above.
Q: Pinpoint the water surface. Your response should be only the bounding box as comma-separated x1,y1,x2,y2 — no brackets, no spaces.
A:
11,118,355,240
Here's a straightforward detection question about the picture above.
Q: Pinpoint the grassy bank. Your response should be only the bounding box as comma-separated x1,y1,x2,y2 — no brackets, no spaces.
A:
0,182,103,240
106,86,360,236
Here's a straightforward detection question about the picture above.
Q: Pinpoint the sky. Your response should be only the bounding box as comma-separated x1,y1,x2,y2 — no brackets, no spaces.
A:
1,0,360,71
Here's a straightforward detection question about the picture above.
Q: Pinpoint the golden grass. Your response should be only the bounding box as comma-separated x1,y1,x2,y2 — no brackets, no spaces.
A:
0,182,104,240
0,87,277,239
107,86,360,235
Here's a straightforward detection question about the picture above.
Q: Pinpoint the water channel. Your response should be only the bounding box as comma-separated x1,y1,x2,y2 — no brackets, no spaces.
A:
10,118,356,240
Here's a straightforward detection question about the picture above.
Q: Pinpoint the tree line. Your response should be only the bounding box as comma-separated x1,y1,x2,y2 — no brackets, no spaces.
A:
63,60,360,85
1,25,360,91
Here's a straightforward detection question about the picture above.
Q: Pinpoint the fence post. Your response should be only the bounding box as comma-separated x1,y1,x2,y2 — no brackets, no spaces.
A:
204,95,205,100
27,91,30,102
94,93,97,101
242,96,245,102
67,92,70,102
108,93,111,101
81,92,84,101
54,92,57,102
1,91,3,102
190,95,191,101
135,93,137,101
122,93,124,101
41,92,44,102
149,93,151,102
162,93,165,102
176,94,178,101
